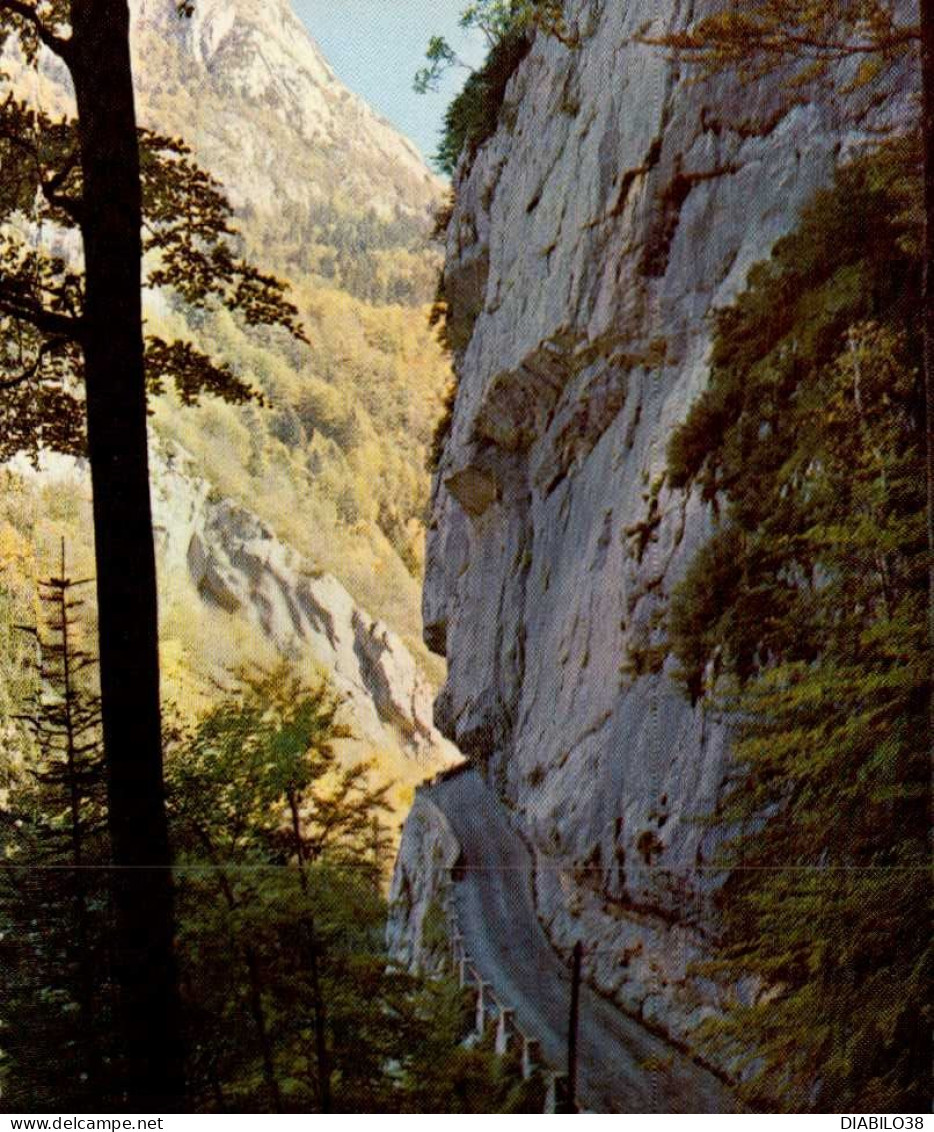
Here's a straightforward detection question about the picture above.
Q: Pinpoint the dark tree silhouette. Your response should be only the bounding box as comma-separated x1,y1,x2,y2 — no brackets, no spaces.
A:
1,542,113,1109
0,0,306,1107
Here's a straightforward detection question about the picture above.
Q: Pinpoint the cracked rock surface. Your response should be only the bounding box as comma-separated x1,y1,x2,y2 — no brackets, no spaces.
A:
151,441,457,764
404,0,914,1054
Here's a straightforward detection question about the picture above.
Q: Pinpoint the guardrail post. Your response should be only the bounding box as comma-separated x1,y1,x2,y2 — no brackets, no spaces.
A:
544,1072,569,1114
475,979,489,1036
522,1036,542,1081
495,1003,515,1056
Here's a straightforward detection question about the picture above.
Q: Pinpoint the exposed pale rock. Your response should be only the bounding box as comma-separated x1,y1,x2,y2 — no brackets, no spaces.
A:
151,441,457,764
386,791,461,972
129,0,441,221
9,0,454,791
406,0,915,1055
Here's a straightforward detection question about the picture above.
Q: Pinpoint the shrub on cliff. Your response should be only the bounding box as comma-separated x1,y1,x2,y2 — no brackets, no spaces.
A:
665,139,930,1112
416,0,573,177
434,28,534,177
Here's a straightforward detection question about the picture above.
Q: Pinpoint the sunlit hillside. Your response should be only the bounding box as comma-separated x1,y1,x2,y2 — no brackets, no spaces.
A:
0,0,456,807
130,0,452,680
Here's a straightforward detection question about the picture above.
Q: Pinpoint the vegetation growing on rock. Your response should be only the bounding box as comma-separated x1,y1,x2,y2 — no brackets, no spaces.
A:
665,139,930,1112
415,0,574,177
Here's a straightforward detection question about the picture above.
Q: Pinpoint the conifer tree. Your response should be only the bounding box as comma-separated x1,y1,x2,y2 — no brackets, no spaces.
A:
0,2,308,1104
663,143,930,1111
639,0,933,836
0,542,113,1109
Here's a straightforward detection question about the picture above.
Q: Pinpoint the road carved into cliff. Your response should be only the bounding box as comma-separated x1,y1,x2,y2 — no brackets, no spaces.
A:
426,769,736,1114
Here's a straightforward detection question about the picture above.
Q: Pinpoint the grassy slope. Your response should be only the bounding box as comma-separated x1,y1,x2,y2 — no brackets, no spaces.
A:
0,6,453,813
131,12,452,681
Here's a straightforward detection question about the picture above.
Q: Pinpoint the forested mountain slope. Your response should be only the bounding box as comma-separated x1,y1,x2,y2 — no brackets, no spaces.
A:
0,0,457,796
131,0,450,669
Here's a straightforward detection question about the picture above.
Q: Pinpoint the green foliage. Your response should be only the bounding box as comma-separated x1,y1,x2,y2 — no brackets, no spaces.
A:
0,477,43,778
0,629,539,1111
668,137,923,695
165,666,538,1112
150,291,449,659
398,980,546,1113
166,665,383,862
426,379,458,472
417,0,575,177
0,551,115,1110
638,0,917,88
166,666,387,1110
664,139,930,1111
41,0,454,684
0,98,305,463
269,199,439,307
413,34,460,96
435,28,533,177
420,897,451,956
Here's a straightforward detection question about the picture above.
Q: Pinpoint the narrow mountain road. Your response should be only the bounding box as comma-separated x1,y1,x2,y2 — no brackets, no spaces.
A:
426,770,737,1114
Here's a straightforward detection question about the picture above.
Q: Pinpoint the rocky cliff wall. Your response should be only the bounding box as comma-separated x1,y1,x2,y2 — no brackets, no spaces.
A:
386,788,461,973
18,444,456,775
407,0,914,1053
150,440,456,767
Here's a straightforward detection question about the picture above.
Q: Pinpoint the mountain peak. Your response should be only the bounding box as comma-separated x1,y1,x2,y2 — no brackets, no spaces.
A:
131,0,442,221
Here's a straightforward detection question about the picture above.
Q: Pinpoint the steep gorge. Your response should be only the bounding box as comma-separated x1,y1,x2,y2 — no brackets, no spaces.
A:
0,0,458,805
391,0,914,1066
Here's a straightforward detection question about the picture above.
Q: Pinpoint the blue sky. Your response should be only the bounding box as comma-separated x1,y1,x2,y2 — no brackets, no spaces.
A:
293,0,485,166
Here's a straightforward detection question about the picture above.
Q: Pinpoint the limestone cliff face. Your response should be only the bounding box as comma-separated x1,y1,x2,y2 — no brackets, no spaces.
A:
150,441,456,767
412,0,913,1048
386,791,460,973
131,0,440,221
17,445,456,777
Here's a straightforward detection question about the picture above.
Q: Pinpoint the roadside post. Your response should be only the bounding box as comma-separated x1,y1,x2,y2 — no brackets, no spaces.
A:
558,940,583,1113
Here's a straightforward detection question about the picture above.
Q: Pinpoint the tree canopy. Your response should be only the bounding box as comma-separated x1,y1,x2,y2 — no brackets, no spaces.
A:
415,0,574,176
0,106,307,462
638,0,918,85
162,666,542,1112
661,139,930,1111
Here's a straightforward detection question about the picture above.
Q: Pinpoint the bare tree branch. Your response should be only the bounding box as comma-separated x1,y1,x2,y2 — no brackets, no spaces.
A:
0,0,72,60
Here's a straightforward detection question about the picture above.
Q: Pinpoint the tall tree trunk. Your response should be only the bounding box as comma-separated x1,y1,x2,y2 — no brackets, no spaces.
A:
288,793,332,1112
920,0,934,806
67,0,183,1108
244,947,284,1113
